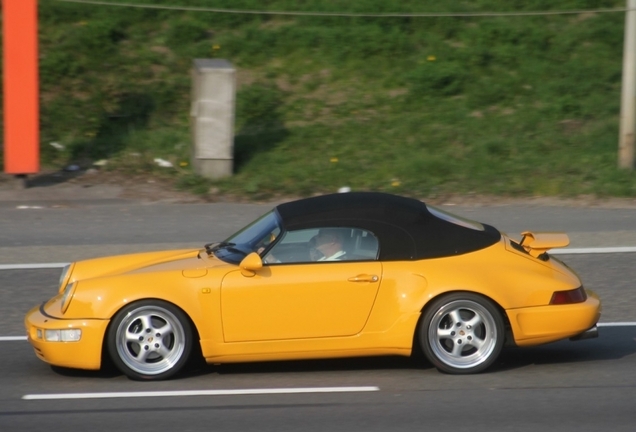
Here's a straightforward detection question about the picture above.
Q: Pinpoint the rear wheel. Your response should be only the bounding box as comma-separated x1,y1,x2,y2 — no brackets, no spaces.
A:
107,300,192,380
419,293,504,374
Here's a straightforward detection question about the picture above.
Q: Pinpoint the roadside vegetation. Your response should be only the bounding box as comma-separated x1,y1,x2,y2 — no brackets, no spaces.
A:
2,0,635,199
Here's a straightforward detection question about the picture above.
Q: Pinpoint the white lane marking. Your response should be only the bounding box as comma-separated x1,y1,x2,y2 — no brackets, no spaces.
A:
0,263,69,270
0,246,634,270
23,386,380,401
0,336,27,341
552,246,636,254
597,322,636,327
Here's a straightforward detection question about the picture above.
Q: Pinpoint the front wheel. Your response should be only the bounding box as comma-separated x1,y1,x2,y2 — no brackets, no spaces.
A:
419,293,504,374
107,300,193,380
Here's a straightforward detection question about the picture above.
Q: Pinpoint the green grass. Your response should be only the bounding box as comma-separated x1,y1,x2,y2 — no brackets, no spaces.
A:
2,0,636,199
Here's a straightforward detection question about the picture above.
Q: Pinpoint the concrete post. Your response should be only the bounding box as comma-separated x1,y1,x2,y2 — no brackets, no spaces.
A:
619,0,636,169
190,59,236,178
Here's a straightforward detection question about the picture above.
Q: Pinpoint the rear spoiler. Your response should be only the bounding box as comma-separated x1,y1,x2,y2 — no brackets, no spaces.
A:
519,231,570,258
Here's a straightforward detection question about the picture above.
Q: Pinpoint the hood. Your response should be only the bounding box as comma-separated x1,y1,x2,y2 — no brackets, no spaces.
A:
68,248,229,283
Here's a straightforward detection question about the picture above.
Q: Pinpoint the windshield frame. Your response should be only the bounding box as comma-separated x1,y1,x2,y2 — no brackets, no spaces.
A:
213,210,282,264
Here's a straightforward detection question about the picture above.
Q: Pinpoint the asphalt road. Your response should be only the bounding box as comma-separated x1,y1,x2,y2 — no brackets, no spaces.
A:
1,199,635,431
2,199,636,263
1,319,635,432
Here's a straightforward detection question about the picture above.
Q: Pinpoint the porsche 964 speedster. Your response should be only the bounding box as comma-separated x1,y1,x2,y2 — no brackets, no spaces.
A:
25,192,601,380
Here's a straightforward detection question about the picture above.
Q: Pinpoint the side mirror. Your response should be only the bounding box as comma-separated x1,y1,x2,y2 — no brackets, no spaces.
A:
239,252,263,277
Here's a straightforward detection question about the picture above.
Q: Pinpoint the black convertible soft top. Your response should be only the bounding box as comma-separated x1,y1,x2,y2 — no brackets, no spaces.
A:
276,192,500,260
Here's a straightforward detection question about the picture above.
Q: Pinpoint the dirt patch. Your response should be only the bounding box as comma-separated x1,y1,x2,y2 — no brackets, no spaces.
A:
0,169,205,204
2,169,636,208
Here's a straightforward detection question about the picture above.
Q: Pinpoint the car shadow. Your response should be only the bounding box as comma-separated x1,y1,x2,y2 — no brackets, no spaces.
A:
491,325,636,372
50,365,121,379
213,326,636,376
212,355,431,376
50,355,431,381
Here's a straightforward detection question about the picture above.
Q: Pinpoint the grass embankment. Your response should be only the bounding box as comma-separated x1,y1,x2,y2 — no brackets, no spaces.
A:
3,0,635,199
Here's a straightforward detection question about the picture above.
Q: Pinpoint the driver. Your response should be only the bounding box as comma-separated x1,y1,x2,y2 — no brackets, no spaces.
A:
312,229,347,261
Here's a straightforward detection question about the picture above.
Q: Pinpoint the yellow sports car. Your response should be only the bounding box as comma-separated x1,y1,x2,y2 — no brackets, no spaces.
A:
25,192,601,380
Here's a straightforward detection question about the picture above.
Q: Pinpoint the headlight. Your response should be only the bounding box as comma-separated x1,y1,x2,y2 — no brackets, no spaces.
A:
60,282,77,314
44,329,82,342
58,263,75,294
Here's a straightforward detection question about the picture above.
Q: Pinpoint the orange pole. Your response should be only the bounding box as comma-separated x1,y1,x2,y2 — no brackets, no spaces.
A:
2,0,40,174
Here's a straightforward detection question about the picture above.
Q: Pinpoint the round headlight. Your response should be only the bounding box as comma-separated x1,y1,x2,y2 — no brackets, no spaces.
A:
58,263,75,294
60,282,77,314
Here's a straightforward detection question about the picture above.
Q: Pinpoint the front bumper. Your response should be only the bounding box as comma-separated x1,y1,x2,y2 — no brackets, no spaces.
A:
24,303,109,370
507,289,601,347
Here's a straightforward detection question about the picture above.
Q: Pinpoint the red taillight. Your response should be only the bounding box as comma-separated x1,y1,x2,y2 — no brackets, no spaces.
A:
550,287,587,305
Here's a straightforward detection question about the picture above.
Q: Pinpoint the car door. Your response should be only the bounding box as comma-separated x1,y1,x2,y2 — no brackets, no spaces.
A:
220,227,382,342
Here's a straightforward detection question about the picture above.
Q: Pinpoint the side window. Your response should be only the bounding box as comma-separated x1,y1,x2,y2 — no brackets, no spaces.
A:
263,227,379,264
351,230,380,260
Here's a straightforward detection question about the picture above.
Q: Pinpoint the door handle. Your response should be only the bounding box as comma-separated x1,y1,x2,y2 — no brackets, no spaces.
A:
348,274,379,283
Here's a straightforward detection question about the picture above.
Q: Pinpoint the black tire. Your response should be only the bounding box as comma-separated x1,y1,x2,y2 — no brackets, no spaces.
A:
107,300,193,381
419,293,504,374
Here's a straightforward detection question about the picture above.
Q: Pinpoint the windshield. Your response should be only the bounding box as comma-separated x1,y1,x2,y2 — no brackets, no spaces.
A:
213,211,282,264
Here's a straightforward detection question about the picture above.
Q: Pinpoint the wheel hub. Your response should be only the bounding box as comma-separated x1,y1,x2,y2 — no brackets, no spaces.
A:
114,306,186,375
427,299,499,370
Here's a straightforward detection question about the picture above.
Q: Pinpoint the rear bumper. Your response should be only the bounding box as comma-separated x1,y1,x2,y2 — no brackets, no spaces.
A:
507,289,601,347
24,303,109,370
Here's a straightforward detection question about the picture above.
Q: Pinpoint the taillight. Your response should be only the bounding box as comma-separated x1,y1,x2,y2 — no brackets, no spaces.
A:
550,287,587,305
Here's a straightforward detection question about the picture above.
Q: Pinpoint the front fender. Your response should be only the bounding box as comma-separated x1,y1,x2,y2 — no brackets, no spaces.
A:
52,270,224,343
